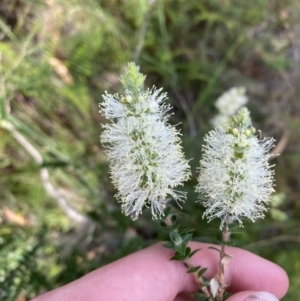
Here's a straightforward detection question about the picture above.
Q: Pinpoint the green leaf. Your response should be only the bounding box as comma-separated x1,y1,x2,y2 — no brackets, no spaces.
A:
208,246,221,253
223,240,235,247
169,230,181,245
170,256,181,261
189,248,201,258
158,233,170,241
170,214,177,223
173,242,186,255
174,212,189,217
187,266,201,273
185,247,191,257
160,220,167,227
163,242,174,249
214,238,235,247
169,230,187,254
164,206,172,217
182,233,193,244
170,252,186,261
179,228,195,235
198,267,208,277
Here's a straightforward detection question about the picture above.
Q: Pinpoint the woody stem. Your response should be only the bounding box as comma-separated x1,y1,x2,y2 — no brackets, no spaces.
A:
216,225,231,300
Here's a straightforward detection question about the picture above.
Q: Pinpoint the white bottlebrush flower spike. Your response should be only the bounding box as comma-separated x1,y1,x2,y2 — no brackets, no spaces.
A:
100,63,190,220
215,87,248,116
211,87,248,127
197,108,275,228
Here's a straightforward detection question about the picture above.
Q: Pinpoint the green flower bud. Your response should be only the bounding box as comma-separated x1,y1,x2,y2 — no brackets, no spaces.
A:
119,62,146,97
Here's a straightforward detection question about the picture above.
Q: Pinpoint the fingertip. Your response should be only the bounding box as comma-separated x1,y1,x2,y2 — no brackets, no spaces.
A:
226,291,279,301
226,247,289,299
272,264,289,298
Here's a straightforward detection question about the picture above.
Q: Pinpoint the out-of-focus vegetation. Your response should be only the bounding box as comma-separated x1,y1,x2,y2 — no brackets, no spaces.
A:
0,0,299,300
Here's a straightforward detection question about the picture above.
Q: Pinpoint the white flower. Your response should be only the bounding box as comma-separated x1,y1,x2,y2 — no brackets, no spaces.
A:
215,87,248,116
196,108,275,228
100,65,190,220
210,114,230,128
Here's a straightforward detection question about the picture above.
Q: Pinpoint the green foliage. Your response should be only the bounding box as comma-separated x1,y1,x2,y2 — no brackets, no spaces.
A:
0,0,299,300
161,209,195,260
0,226,52,301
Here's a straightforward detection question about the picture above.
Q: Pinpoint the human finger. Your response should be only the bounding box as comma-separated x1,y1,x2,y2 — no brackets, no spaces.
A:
32,242,288,301
226,290,280,301
183,242,288,299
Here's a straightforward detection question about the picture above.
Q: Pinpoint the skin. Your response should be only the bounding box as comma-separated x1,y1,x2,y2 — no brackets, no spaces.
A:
32,242,289,301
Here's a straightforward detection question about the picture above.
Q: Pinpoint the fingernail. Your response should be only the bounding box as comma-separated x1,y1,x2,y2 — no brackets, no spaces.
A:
245,291,279,301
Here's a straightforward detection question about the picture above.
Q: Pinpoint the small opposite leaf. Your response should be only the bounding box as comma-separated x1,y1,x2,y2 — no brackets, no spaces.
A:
170,214,177,223
185,247,191,257
175,212,188,217
163,242,174,249
198,267,208,277
164,206,172,216
179,228,195,235
182,233,193,244
160,221,167,227
214,238,234,247
170,252,185,261
173,242,186,255
189,248,201,258
170,256,181,261
159,233,170,241
208,246,221,253
187,266,201,273
170,230,182,245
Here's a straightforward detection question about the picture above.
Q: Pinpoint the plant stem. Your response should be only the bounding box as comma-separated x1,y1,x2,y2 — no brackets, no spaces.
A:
184,257,211,299
216,225,231,300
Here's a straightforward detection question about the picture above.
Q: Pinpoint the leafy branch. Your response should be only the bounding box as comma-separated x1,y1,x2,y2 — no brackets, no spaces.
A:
160,206,213,300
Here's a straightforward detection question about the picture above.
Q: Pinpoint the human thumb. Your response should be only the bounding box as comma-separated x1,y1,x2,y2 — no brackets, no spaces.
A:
226,291,279,301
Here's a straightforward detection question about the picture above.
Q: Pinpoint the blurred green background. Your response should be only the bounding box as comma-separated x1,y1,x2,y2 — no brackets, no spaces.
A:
0,0,299,300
